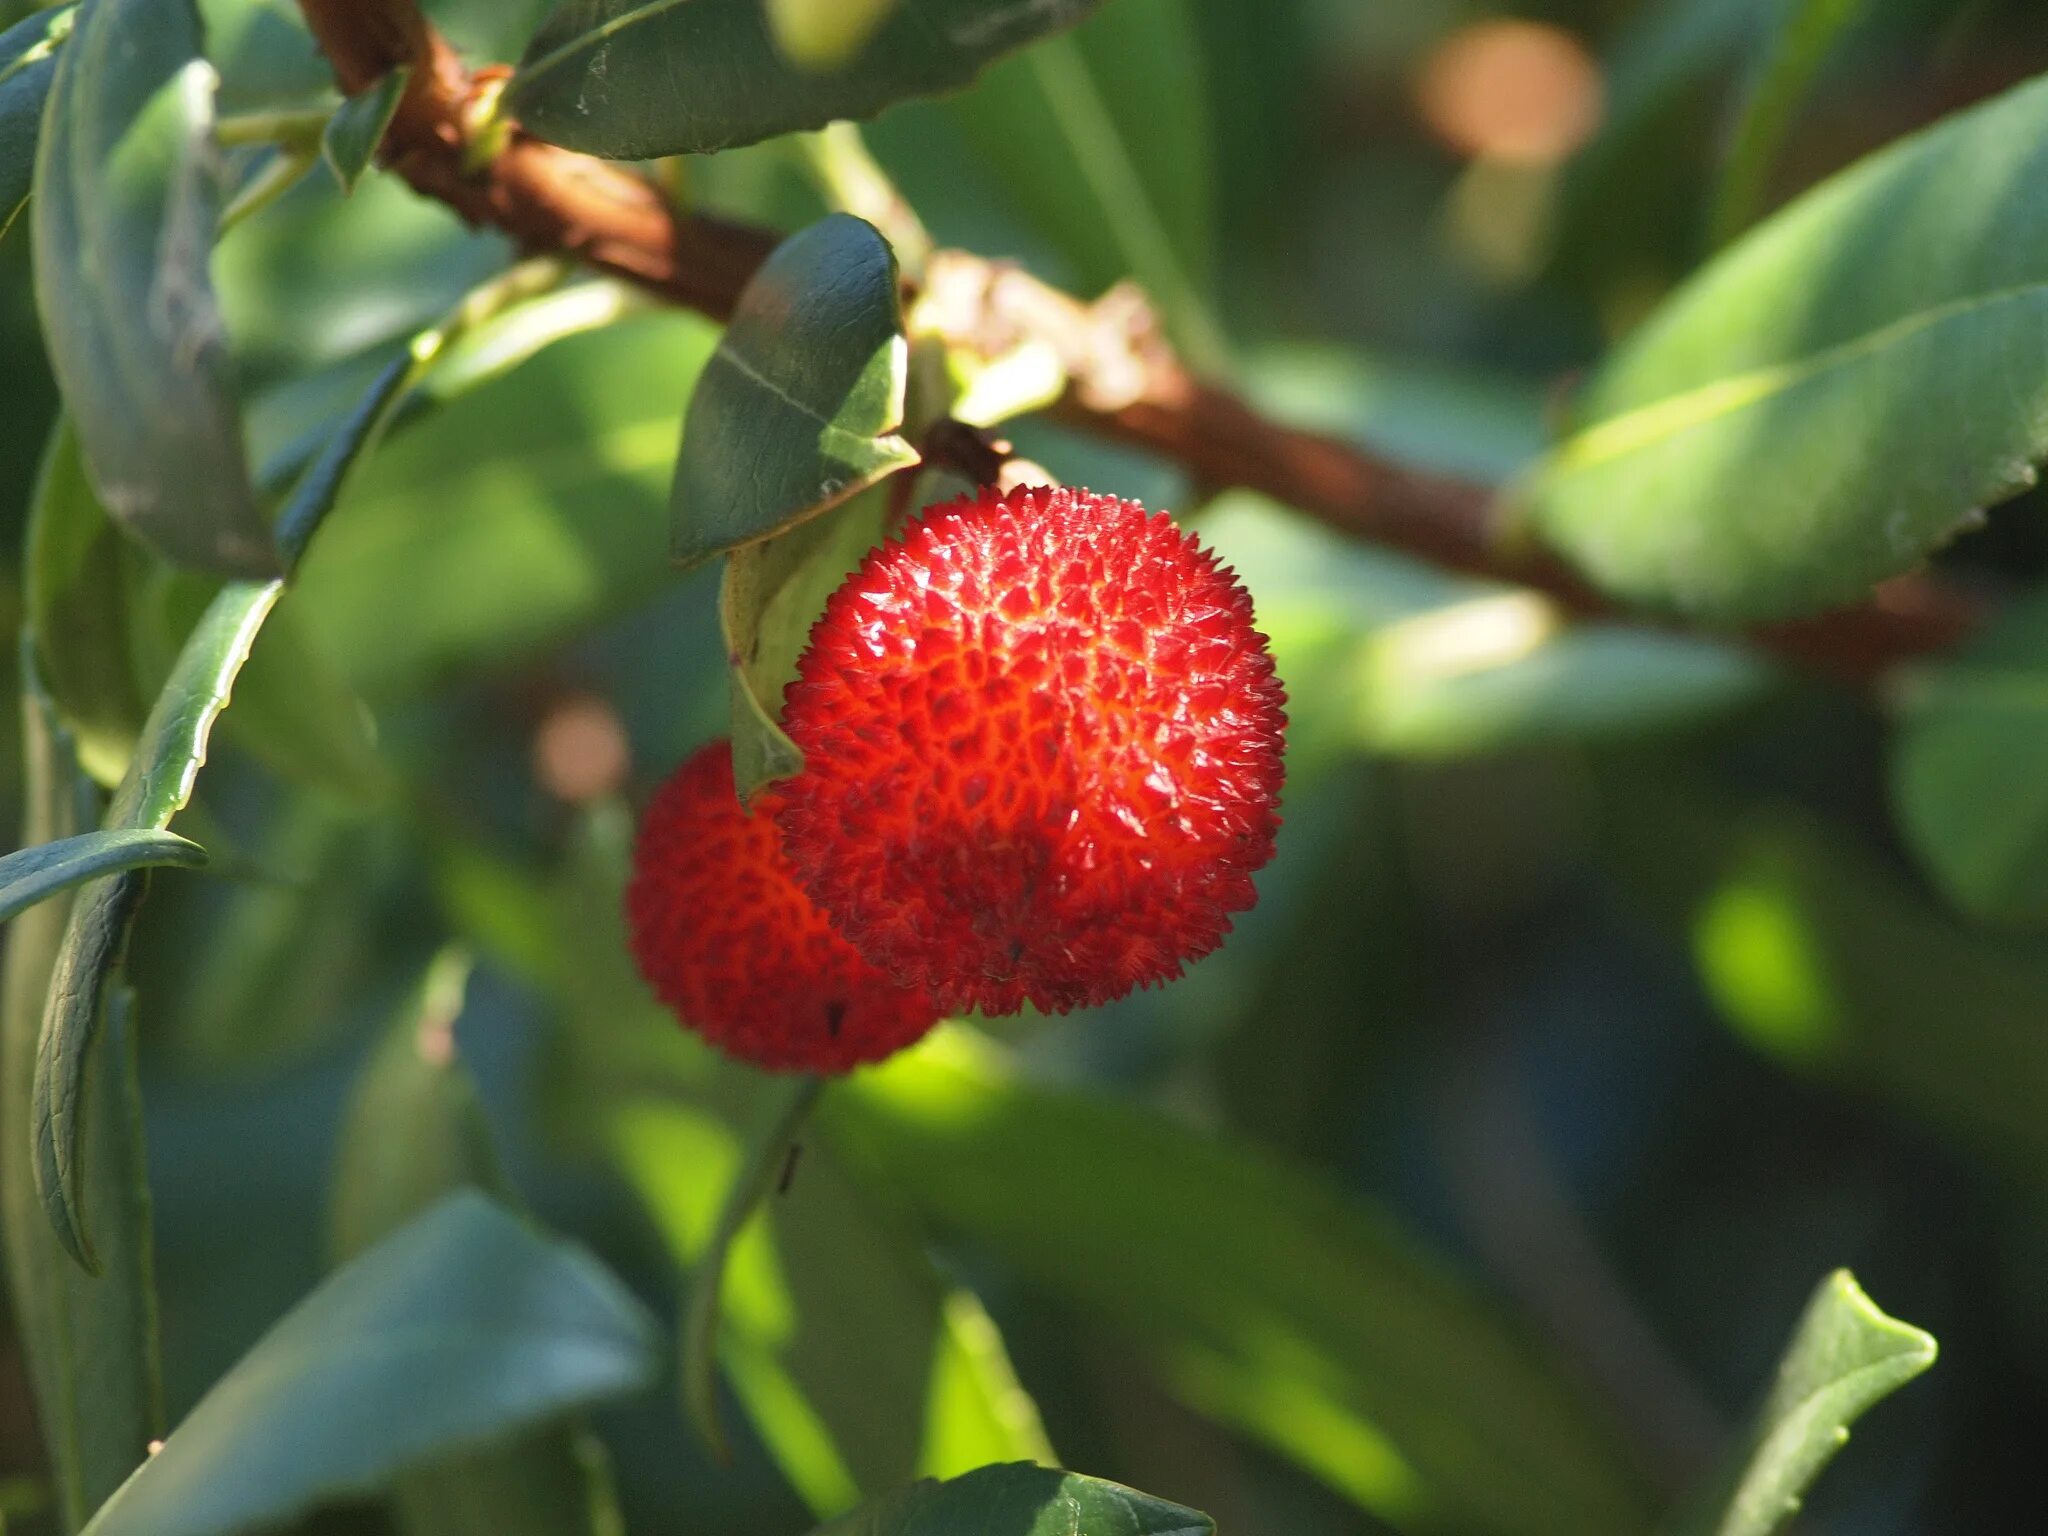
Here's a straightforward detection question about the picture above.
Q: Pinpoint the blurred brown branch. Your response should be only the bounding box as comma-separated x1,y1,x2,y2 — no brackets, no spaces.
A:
295,0,1984,683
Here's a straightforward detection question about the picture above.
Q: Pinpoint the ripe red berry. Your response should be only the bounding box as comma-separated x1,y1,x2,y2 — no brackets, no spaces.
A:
625,740,940,1072
776,485,1287,1015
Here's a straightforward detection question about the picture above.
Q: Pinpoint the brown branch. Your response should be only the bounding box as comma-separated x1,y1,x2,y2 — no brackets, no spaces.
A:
295,0,1984,682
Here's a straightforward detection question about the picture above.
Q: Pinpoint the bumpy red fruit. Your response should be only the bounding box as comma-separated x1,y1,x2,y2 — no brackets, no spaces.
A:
776,484,1287,1015
625,740,940,1072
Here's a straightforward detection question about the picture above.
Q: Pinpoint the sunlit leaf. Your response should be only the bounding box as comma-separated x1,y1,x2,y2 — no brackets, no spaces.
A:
541,808,1054,1516
829,1030,1653,1536
1673,1272,1934,1536
1529,71,2048,621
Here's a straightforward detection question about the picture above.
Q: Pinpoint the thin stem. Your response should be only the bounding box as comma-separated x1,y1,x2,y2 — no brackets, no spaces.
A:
793,121,933,280
680,1075,828,1462
218,148,318,233
214,104,334,150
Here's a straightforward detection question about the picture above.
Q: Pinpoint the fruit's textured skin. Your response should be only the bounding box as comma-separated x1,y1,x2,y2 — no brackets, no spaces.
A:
777,485,1287,1015
626,740,940,1071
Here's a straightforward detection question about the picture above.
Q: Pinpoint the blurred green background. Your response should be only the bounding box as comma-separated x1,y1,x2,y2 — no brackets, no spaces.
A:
6,0,2048,1531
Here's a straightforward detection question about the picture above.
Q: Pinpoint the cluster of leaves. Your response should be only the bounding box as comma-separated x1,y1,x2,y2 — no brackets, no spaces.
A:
15,0,2048,1531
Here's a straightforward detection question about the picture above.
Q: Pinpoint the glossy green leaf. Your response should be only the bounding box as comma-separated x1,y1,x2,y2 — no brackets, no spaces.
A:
0,828,203,925
331,954,630,1536
27,417,146,785
33,350,414,1266
544,808,1053,1515
807,1464,1209,1536
671,215,916,570
1709,0,1870,245
79,1193,659,1536
1678,1272,1934,1536
322,65,407,194
828,1031,1652,1536
1528,71,2048,622
940,0,1223,366
509,0,1107,158
0,659,163,1531
32,0,275,576
298,310,719,699
766,0,899,70
719,490,890,801
1889,587,2048,924
0,4,72,239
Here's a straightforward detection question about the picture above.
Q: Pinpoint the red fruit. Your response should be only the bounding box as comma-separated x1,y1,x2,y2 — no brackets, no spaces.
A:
776,485,1286,1015
625,740,940,1072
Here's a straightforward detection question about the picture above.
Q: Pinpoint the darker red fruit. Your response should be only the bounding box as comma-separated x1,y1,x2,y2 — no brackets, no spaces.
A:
625,740,940,1072
776,485,1287,1015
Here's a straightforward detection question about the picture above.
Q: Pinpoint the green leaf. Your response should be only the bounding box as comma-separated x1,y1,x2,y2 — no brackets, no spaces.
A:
0,4,73,240
330,954,631,1536
32,0,276,576
829,1031,1652,1536
321,65,407,194
298,310,719,699
720,489,890,801
26,416,147,785
0,657,163,1531
1676,1272,1934,1536
1603,775,2048,1178
1889,587,2048,924
807,1464,1209,1536
1709,0,1870,246
1205,495,1770,770
0,828,204,925
32,349,412,1267
79,1192,659,1536
671,215,916,570
329,952,502,1262
939,0,1223,366
1527,70,2048,622
679,1075,827,1462
543,809,1053,1515
766,0,900,71
509,0,1107,158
